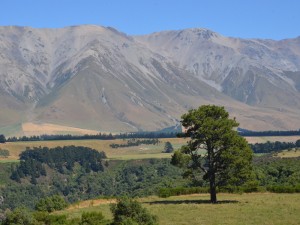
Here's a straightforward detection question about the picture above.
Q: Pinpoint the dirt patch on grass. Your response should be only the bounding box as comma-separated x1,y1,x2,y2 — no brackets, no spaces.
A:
68,199,117,210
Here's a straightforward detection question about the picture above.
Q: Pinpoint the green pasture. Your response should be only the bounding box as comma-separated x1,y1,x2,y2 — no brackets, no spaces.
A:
58,193,300,225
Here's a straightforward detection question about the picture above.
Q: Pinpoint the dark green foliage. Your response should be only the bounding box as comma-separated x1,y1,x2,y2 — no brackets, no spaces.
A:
111,159,185,197
0,135,5,144
239,129,300,136
11,158,47,183
110,139,159,149
250,140,299,153
6,132,178,143
266,185,300,193
35,195,68,212
34,212,69,225
0,184,46,210
110,197,158,225
1,158,185,211
163,142,174,153
1,207,38,225
2,210,106,225
80,212,106,225
172,105,254,203
11,146,106,182
254,156,300,187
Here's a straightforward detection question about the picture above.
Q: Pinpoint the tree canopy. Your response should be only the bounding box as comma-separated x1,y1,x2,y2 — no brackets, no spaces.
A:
110,197,158,225
163,141,174,153
0,135,5,144
171,105,254,203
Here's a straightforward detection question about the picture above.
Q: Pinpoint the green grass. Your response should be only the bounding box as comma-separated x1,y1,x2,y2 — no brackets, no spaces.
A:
276,148,300,158
0,159,19,163
58,193,300,225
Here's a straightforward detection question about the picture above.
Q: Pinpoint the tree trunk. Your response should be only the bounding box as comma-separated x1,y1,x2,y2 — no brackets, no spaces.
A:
209,171,217,203
207,143,217,203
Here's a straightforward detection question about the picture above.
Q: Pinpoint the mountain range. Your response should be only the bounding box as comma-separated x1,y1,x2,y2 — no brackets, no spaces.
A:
0,25,300,135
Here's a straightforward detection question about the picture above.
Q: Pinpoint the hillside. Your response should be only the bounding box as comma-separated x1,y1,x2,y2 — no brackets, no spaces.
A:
1,25,300,135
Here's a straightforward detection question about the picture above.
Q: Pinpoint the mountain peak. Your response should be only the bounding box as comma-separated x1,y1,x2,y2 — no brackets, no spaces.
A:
1,25,300,135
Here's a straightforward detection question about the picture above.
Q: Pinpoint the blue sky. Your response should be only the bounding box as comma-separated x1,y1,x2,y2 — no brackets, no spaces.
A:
1,0,299,40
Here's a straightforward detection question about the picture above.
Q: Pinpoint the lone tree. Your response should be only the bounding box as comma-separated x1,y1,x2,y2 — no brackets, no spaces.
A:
171,105,254,203
163,141,174,153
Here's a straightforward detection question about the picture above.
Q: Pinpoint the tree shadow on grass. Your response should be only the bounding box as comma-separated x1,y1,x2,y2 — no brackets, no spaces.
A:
145,199,239,205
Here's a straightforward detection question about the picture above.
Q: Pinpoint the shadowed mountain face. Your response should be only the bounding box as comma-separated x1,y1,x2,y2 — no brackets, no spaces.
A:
0,25,300,134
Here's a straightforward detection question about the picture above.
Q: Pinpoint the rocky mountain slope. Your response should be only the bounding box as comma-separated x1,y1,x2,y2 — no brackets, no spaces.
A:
0,25,300,135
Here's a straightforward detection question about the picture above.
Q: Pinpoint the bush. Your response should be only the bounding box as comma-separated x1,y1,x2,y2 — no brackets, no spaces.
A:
110,197,158,225
266,185,300,193
80,211,106,225
35,195,68,212
2,207,38,225
0,149,9,158
163,142,174,153
33,212,69,225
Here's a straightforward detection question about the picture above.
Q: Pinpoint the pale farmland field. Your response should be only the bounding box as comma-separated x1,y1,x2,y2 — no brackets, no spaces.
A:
0,138,188,161
1,136,300,162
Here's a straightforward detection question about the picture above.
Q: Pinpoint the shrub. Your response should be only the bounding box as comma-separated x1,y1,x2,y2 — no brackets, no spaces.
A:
35,195,68,212
266,185,300,193
80,211,106,225
110,197,158,225
0,149,9,158
2,207,38,225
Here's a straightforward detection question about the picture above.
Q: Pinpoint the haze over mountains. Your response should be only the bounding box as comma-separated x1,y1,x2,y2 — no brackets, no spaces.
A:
0,25,300,135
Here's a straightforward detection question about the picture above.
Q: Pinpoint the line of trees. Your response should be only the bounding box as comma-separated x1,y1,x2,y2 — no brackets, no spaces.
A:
238,128,300,136
3,128,300,144
5,132,178,142
110,139,160,148
249,140,300,153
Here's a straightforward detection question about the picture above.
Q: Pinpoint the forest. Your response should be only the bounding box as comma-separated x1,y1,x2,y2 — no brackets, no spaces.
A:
10,146,107,183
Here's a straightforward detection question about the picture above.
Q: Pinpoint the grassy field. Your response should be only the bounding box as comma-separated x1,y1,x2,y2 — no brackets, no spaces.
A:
245,136,300,144
276,148,300,158
0,138,188,162
58,193,300,225
1,136,300,162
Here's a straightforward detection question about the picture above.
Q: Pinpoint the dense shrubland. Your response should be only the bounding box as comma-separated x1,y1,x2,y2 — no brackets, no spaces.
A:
0,156,185,211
